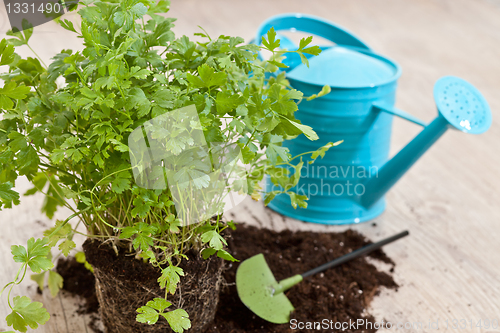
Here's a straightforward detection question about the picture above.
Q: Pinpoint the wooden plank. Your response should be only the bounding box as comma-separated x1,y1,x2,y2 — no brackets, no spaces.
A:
1,0,500,331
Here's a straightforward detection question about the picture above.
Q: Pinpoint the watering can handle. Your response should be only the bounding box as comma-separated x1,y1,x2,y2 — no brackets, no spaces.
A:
372,102,428,127
254,13,372,51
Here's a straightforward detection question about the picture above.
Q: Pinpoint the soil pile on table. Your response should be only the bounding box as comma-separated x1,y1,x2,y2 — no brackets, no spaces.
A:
56,256,99,314
56,256,103,333
58,224,398,333
205,224,398,333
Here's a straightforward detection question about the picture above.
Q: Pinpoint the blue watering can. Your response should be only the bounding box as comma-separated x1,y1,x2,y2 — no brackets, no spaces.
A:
257,14,492,225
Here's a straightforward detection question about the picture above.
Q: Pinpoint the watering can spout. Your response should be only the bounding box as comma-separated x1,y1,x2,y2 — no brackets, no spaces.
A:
360,115,449,208
360,76,492,209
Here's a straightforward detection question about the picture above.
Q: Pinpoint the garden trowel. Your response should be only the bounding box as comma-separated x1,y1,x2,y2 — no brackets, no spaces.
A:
236,230,409,324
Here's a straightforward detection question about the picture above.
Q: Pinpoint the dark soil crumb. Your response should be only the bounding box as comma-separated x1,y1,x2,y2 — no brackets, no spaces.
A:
88,314,104,333
57,224,398,333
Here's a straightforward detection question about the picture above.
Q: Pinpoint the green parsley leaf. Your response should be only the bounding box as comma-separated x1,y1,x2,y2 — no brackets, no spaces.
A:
48,271,64,297
11,238,54,273
216,249,238,262
58,239,76,257
128,87,151,117
0,82,31,109
136,305,160,325
306,85,331,101
158,264,184,294
201,230,227,251
119,222,157,251
215,90,243,115
0,182,20,209
111,177,130,194
30,272,46,291
6,296,50,332
266,135,289,164
310,140,343,160
44,220,72,247
288,192,308,209
133,233,154,252
264,190,281,206
186,64,227,89
0,39,16,66
201,248,216,260
261,27,280,52
130,3,148,17
161,309,191,333
146,298,172,312
283,118,318,141
136,298,176,327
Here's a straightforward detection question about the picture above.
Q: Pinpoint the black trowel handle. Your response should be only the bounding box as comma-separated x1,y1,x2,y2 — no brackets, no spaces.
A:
301,230,409,279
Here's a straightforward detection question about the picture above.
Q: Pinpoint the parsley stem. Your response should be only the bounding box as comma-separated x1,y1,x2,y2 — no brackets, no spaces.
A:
47,207,91,239
89,191,123,231
39,162,83,182
242,106,276,150
7,285,14,309
27,44,48,69
41,172,78,214
278,151,312,164
151,237,176,245
4,264,27,309
72,230,108,238
0,281,15,299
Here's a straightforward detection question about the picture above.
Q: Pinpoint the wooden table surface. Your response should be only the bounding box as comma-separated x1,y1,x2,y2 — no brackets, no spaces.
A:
1,0,499,332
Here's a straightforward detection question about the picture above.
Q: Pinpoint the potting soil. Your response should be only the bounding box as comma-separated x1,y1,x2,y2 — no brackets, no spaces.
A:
57,224,398,333
82,239,223,333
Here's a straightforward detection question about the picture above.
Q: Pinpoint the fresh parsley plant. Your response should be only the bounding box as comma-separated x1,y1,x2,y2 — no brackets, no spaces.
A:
0,0,337,332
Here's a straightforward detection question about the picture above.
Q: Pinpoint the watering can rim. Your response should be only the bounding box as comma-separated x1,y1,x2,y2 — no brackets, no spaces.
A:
254,13,402,90
254,13,373,51
286,46,403,90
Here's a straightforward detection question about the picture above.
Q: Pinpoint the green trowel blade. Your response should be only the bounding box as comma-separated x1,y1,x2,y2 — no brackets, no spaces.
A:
236,231,410,325
236,254,295,324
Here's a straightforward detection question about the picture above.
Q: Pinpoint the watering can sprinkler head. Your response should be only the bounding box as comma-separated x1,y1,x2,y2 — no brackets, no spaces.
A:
433,76,492,134
360,76,492,209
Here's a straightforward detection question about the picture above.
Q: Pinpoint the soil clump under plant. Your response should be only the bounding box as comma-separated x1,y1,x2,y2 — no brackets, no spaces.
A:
82,239,224,333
